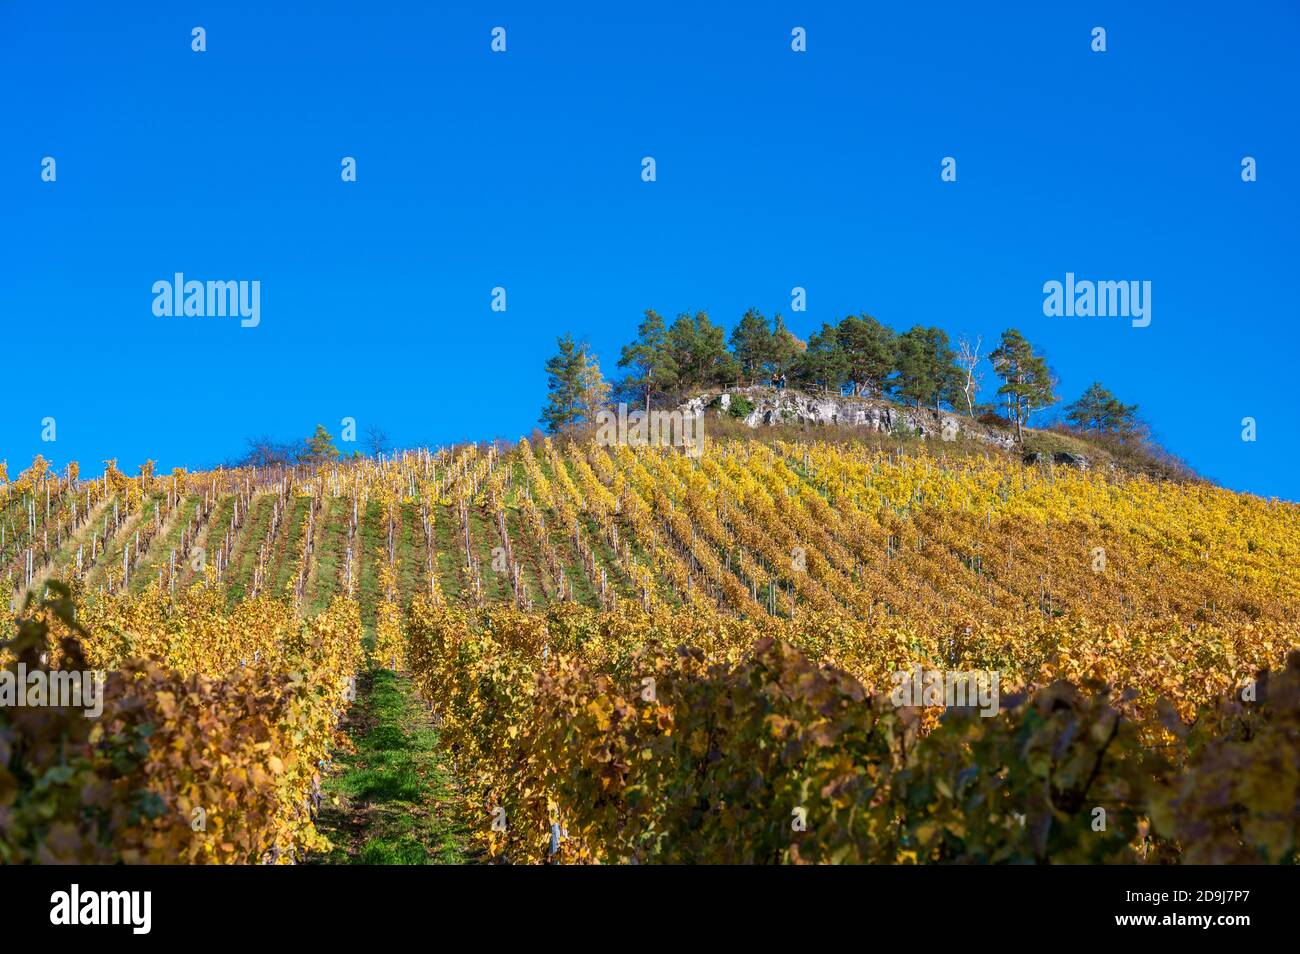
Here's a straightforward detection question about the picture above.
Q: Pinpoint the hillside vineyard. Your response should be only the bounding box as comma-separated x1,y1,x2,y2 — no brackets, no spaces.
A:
2,440,1298,863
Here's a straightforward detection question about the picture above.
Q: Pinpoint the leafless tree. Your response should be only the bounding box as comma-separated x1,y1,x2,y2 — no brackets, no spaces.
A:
365,424,393,458
956,335,984,418
237,436,297,468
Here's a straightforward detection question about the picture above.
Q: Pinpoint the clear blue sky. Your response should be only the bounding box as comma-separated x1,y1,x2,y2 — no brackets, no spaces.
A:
3,2,1297,499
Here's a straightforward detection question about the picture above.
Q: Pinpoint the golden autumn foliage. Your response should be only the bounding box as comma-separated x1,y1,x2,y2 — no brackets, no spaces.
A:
0,582,362,863
403,598,1299,864
3,433,1298,865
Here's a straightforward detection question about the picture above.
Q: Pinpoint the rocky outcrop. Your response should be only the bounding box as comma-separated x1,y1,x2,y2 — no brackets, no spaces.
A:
678,387,1017,450
1024,451,1091,470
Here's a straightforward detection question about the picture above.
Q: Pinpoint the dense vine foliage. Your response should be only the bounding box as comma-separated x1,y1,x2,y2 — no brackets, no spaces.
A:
3,434,1297,864
405,599,1298,864
0,583,361,863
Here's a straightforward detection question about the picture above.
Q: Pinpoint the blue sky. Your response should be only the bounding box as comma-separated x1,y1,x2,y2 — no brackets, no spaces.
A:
2,2,1297,499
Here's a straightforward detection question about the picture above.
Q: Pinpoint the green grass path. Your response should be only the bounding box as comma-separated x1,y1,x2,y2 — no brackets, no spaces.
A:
312,669,470,865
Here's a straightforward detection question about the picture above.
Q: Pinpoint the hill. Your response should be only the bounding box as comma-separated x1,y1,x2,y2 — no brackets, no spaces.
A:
2,434,1298,864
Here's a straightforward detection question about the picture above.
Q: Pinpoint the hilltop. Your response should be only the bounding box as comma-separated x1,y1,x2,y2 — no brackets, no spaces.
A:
541,309,1200,492
671,385,1197,485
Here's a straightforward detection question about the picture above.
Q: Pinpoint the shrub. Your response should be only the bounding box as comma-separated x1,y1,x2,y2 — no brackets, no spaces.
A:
727,395,756,420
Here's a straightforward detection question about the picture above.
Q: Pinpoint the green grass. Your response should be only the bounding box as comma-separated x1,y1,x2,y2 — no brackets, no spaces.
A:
187,495,233,585
307,497,346,615
224,495,274,605
129,496,200,594
267,496,310,597
505,508,549,607
312,669,470,865
577,510,635,602
394,502,426,605
468,507,512,602
356,500,384,636
432,503,465,600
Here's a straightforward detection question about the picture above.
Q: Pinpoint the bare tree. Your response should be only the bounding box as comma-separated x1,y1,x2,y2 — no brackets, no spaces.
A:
365,424,393,458
237,435,297,468
955,335,984,418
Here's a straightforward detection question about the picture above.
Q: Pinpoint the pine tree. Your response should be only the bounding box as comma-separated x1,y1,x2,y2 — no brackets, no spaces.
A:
729,308,774,384
1065,382,1138,435
767,314,804,377
616,309,679,413
540,334,586,433
894,326,959,411
989,329,1057,442
302,424,340,465
837,314,896,396
797,322,850,389
669,311,736,390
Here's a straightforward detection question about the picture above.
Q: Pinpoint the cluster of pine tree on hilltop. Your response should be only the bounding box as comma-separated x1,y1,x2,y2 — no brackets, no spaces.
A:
539,308,1142,446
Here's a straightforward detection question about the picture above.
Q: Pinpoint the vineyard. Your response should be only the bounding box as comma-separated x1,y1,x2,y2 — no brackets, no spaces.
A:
2,436,1298,864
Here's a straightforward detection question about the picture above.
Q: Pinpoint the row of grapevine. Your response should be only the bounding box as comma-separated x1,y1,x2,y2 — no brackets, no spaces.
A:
403,598,1299,864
